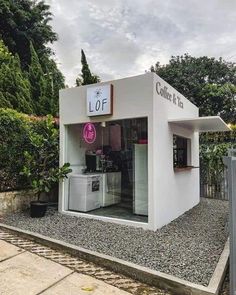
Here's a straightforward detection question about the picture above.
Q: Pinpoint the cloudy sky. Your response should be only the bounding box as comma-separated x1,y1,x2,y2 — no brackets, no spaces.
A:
46,0,236,87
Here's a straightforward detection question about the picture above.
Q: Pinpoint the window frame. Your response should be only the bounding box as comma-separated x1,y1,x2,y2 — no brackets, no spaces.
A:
173,134,191,169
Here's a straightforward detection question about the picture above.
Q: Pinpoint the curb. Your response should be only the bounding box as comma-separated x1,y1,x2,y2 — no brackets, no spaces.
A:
0,223,229,295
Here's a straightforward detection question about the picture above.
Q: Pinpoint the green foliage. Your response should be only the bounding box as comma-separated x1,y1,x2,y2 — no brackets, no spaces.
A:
0,40,33,113
20,115,72,198
0,108,32,191
200,143,232,178
0,40,12,64
151,54,236,123
28,42,65,116
0,0,57,68
28,42,46,114
200,125,236,144
0,108,71,194
0,0,65,116
41,56,65,116
76,49,100,86
200,127,236,190
199,83,236,122
0,40,64,116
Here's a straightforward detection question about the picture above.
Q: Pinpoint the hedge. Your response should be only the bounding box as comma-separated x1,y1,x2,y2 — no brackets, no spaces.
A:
0,108,59,192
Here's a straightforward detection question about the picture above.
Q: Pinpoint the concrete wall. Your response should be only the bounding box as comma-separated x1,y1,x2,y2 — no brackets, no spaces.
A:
0,189,57,216
0,190,36,216
153,74,199,229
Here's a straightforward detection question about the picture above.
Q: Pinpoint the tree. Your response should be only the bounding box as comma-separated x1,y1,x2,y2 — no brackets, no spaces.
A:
0,40,33,113
41,56,65,116
0,0,57,69
76,49,100,86
151,54,236,123
0,39,63,116
28,44,65,116
199,83,236,122
28,42,46,115
0,0,65,116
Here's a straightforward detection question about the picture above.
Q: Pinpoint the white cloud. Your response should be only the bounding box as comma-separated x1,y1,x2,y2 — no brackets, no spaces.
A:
46,0,236,86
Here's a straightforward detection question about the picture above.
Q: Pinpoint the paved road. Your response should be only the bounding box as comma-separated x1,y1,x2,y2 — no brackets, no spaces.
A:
0,240,131,295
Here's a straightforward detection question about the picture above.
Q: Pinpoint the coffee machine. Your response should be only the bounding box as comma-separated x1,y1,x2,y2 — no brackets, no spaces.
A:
85,154,102,172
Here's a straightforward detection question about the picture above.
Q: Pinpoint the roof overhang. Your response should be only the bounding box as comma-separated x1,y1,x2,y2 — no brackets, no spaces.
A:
168,116,231,132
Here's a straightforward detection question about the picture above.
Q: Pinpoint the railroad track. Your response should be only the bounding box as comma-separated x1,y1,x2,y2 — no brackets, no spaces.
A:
0,227,170,295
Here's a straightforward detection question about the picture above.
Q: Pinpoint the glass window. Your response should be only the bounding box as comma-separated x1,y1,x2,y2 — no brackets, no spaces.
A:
66,117,148,223
173,135,191,168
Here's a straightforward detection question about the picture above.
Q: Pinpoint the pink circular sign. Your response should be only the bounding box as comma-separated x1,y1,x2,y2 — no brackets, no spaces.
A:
83,123,96,144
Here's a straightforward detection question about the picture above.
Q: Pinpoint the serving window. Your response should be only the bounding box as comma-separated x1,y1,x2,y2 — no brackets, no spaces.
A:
173,135,191,169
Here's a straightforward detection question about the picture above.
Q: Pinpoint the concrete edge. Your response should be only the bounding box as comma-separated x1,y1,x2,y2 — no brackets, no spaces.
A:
0,223,228,295
208,238,229,294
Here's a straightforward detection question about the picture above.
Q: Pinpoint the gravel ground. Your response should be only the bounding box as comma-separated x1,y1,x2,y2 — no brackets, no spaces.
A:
2,198,228,286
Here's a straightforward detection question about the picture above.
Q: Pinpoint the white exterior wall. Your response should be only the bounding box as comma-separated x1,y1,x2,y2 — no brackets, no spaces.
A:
59,72,200,231
153,74,199,230
59,73,155,230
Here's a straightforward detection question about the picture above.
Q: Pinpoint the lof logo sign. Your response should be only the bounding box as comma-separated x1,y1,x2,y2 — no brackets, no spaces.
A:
87,84,113,117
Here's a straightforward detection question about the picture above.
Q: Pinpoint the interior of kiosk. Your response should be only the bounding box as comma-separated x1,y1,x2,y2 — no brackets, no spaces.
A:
66,117,148,222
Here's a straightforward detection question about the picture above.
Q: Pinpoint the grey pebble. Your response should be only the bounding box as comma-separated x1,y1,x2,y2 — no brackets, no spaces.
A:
2,198,228,286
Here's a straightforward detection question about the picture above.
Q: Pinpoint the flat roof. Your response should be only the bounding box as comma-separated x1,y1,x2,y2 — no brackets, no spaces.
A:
168,116,230,132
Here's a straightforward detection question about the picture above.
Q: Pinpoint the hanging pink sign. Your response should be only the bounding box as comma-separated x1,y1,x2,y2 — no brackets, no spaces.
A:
83,123,96,144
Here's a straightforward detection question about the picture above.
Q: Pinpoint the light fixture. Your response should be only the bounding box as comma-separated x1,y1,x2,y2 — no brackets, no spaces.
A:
83,123,96,144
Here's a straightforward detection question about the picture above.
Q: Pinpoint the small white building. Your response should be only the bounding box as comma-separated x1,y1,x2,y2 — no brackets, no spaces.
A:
59,72,229,231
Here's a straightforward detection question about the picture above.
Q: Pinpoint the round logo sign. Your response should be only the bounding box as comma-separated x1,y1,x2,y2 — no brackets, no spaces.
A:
83,123,96,144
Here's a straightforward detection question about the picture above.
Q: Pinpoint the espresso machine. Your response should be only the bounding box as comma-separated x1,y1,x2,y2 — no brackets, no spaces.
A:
85,153,102,172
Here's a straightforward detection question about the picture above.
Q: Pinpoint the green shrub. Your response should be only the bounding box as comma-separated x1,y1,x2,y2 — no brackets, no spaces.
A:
200,143,235,184
0,108,32,190
20,115,71,198
200,128,236,190
0,108,66,193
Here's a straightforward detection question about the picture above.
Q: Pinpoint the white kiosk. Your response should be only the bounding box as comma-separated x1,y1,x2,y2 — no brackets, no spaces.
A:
59,72,229,231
